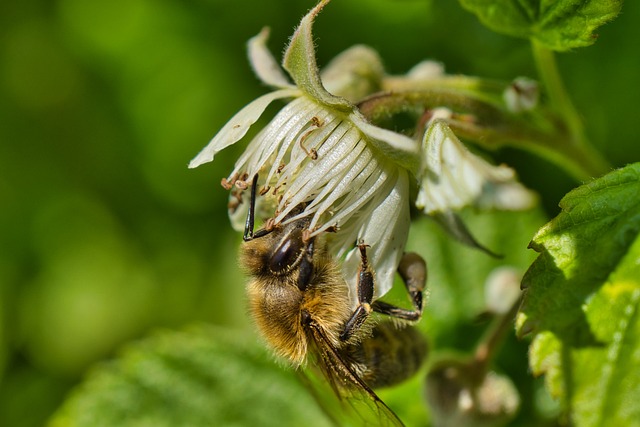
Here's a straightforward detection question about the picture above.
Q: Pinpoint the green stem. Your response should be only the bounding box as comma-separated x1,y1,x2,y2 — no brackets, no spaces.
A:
382,75,509,102
365,67,611,181
531,40,611,178
473,298,520,376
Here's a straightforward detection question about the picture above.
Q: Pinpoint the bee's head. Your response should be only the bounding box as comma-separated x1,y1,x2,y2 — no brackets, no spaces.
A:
241,213,312,279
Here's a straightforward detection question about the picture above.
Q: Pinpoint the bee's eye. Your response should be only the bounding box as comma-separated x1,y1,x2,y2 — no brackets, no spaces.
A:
270,236,304,273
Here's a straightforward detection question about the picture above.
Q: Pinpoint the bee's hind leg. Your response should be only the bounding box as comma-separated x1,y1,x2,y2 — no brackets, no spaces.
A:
371,252,427,322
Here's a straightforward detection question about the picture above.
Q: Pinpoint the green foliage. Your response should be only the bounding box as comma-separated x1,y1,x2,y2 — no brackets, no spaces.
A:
458,0,623,51
409,208,545,338
517,164,640,425
1,0,639,426
49,325,333,427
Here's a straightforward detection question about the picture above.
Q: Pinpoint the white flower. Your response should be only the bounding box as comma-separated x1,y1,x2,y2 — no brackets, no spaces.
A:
190,0,417,298
417,108,537,213
190,0,536,298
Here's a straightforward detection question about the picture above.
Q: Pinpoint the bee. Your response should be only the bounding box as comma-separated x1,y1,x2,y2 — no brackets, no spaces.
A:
240,175,428,426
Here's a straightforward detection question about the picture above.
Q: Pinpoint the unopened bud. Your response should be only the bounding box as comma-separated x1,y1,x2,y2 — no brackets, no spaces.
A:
484,267,522,315
425,358,520,427
503,77,539,113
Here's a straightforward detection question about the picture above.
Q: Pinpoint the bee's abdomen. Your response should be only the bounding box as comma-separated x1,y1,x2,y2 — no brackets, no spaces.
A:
350,321,428,389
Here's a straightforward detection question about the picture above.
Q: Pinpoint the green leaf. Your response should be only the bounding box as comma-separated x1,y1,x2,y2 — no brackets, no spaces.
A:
517,163,640,425
458,0,623,51
48,325,334,427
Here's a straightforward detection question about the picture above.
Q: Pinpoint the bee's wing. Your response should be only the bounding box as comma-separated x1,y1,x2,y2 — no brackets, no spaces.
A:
295,370,351,427
302,324,405,427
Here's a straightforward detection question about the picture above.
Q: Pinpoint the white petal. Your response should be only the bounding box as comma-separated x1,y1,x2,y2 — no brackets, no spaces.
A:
350,111,421,174
278,114,344,183
304,139,372,218
417,120,537,213
274,121,359,221
320,45,384,102
341,168,411,299
311,159,386,232
188,88,299,168
228,194,248,232
248,27,292,88
267,101,339,187
406,60,445,80
237,97,323,179
503,77,539,113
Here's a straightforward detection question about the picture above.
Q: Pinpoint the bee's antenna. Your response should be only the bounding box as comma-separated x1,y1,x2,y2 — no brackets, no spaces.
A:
243,174,260,241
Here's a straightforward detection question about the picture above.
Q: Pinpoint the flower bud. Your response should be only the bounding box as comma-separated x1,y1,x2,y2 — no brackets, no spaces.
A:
503,77,539,113
425,358,520,427
484,267,522,315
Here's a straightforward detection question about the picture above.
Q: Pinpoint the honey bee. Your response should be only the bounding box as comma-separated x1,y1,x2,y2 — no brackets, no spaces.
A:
240,175,428,426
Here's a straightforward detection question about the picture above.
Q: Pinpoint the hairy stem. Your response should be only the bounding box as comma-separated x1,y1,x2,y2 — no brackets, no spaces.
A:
473,298,521,375
358,82,610,181
531,40,611,179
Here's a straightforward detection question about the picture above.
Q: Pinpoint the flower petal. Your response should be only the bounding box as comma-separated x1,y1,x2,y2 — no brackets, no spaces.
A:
406,60,445,80
282,0,352,112
341,168,411,299
502,77,539,113
320,45,384,102
275,122,363,222
248,27,292,89
350,111,421,174
189,88,299,168
416,119,537,213
231,96,324,179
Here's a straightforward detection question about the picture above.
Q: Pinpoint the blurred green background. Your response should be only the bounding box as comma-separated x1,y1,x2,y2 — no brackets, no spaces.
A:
1,0,639,425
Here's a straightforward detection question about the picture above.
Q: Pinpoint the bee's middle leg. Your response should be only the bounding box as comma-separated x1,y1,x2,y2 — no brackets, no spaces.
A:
339,243,374,341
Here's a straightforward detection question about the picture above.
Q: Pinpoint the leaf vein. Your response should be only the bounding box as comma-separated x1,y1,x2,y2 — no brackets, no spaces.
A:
594,287,640,426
